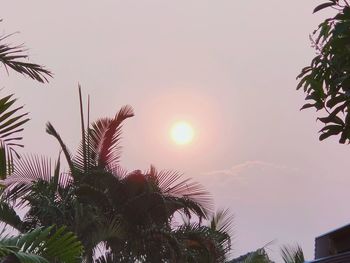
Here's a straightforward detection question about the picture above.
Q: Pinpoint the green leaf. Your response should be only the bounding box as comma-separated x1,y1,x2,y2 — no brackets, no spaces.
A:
0,226,83,263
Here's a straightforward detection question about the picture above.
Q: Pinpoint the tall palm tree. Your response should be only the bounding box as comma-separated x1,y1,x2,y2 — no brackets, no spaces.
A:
1,88,231,262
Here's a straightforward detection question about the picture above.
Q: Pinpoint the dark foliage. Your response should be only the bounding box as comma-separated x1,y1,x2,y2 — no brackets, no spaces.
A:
297,0,350,143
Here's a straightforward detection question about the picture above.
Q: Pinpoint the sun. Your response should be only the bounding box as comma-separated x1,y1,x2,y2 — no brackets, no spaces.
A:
171,121,194,145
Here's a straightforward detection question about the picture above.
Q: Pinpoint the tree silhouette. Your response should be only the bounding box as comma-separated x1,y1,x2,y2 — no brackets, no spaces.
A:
0,88,232,262
297,1,350,143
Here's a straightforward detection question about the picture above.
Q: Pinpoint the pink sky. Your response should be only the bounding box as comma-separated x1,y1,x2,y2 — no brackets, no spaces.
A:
2,0,350,261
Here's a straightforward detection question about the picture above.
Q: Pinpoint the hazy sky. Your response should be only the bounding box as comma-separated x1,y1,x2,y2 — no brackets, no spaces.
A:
2,0,350,261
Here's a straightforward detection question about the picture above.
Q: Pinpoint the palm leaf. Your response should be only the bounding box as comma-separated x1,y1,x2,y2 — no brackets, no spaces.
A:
174,223,231,262
209,208,234,236
107,164,128,179
1,154,72,205
208,209,233,259
1,155,51,187
0,34,52,83
228,248,271,263
147,166,213,218
90,105,134,168
46,122,74,173
242,248,272,263
72,131,98,173
0,93,29,179
0,226,83,263
281,245,304,263
0,248,48,263
85,217,124,259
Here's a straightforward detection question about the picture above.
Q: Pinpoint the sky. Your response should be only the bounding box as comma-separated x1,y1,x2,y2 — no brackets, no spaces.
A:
2,0,350,261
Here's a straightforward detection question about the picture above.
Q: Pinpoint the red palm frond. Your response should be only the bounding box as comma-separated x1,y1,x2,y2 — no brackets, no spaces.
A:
90,105,134,168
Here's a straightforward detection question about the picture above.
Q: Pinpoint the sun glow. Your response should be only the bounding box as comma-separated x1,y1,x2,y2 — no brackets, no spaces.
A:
171,122,194,145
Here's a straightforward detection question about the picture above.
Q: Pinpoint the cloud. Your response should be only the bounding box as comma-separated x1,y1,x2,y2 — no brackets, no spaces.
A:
202,160,296,177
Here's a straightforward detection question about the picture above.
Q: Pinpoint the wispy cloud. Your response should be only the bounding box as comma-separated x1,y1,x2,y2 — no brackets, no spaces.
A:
203,160,295,177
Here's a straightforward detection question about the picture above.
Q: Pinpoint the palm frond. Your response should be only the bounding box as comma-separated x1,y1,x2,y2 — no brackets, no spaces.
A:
107,164,128,179
209,208,234,236
229,247,272,263
174,222,231,262
72,131,98,173
208,208,234,260
0,34,52,83
86,217,124,258
46,122,74,172
90,105,134,168
164,196,208,222
1,155,51,186
1,154,72,204
0,244,47,263
0,93,29,179
78,86,88,173
0,226,83,263
147,166,213,218
280,245,304,263
241,248,272,263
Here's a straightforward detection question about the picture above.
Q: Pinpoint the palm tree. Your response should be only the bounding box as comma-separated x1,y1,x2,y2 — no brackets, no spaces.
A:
1,88,231,262
0,21,234,262
171,209,232,263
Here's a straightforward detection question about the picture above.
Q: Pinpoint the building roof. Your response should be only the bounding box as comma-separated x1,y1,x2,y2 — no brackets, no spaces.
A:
315,223,350,239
